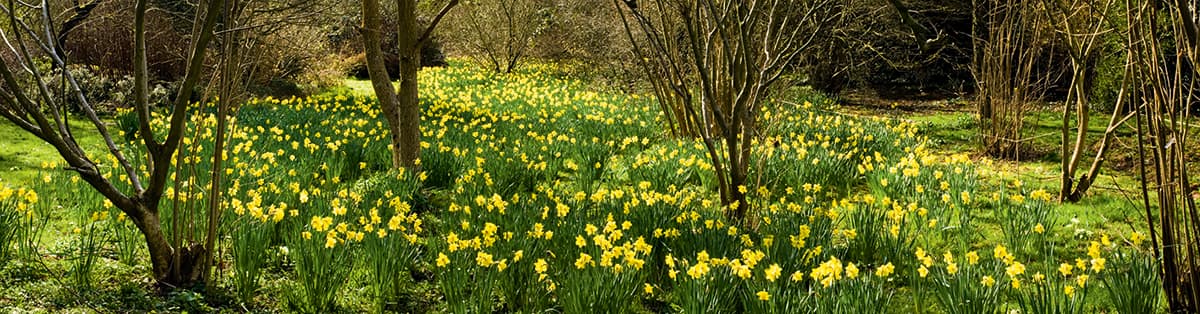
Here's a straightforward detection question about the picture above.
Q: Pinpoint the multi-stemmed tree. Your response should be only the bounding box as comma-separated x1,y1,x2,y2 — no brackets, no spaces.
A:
1042,0,1131,202
616,0,835,221
0,0,223,286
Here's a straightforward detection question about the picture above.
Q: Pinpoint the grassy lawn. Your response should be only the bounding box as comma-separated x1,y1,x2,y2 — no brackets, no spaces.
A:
0,118,106,187
341,78,381,96
842,100,1151,236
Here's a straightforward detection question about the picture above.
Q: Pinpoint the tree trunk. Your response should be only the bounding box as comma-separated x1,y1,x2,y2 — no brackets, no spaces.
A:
1066,68,1090,181
396,0,422,168
129,205,204,287
1059,66,1085,201
203,0,241,282
1062,68,1091,202
361,0,405,169
1071,62,1135,202
728,166,749,222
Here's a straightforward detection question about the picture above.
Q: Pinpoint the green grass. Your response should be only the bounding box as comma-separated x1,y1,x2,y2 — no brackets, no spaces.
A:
881,106,1150,249
849,101,1159,310
0,118,117,254
909,108,1137,158
0,118,105,187
341,78,380,96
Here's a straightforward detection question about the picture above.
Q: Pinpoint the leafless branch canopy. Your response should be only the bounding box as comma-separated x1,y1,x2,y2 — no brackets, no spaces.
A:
617,0,836,221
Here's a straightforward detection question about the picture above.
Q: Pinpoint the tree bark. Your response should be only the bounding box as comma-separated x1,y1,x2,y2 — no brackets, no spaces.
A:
885,0,933,51
55,0,104,63
1047,0,1119,202
396,0,422,168
362,0,457,169
361,0,405,169
1061,65,1089,201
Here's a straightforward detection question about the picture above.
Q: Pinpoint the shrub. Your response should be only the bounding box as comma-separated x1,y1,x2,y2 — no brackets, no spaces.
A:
40,64,173,114
333,9,450,80
441,0,552,73
62,0,190,80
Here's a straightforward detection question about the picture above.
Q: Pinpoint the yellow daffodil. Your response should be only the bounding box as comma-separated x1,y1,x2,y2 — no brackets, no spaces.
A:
981,275,995,287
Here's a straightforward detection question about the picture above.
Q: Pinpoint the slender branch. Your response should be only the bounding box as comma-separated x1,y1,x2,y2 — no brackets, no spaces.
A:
134,0,157,150
34,0,146,193
417,0,459,46
150,0,225,205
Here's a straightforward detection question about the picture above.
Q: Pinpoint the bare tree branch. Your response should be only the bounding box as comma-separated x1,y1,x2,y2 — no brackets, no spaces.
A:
418,0,459,46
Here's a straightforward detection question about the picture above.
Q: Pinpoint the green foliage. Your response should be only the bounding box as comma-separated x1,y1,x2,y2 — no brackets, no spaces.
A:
846,201,914,268
672,264,742,313
66,210,106,293
1011,277,1089,314
0,187,20,265
230,217,273,303
925,250,1006,314
998,195,1056,255
12,178,50,263
811,275,895,313
1102,248,1161,313
287,192,355,313
357,171,424,311
625,141,711,194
